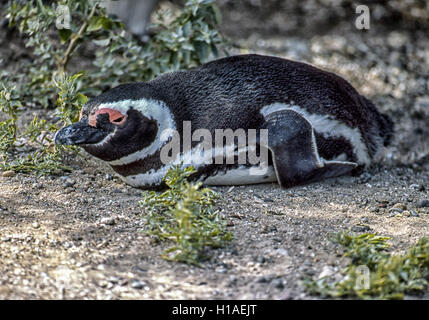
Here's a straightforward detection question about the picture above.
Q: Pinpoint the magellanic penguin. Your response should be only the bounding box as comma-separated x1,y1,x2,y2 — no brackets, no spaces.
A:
55,54,394,189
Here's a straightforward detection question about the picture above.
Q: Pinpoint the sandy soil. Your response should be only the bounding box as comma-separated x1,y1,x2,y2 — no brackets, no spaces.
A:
1,160,428,299
0,0,428,299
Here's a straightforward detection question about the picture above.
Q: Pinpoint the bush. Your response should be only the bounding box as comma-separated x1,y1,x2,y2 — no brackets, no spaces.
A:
1,0,227,175
140,166,232,265
304,232,429,299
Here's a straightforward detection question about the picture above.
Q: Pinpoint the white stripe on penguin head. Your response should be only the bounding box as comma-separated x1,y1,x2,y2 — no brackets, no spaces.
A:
94,98,176,166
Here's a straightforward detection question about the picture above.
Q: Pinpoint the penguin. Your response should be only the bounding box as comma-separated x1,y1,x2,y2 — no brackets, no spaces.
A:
55,54,393,189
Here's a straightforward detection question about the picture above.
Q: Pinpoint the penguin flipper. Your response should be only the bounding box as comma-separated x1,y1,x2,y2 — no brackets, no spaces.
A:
262,109,358,188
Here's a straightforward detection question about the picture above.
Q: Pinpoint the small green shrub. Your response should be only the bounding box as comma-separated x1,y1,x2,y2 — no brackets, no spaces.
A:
304,232,429,299
0,75,83,175
140,166,232,265
1,0,227,175
0,84,21,158
5,0,226,107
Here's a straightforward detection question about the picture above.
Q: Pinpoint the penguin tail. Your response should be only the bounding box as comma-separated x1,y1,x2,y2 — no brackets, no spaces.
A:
378,112,394,147
360,95,394,147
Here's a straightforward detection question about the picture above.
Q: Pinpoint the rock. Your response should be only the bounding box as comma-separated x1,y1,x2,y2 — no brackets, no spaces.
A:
388,208,403,214
100,217,116,226
392,203,407,210
130,279,147,290
107,276,119,284
256,276,272,283
410,209,419,217
271,278,284,289
303,260,313,267
410,184,425,191
62,178,75,188
215,267,227,274
261,224,277,233
388,211,398,217
2,170,15,177
256,255,267,264
351,224,370,232
417,200,429,208
377,200,389,208
226,220,234,227
64,188,74,194
369,207,379,213
32,222,40,229
318,266,335,279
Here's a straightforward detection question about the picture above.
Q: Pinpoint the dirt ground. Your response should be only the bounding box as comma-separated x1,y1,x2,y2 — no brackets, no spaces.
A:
1,0,429,299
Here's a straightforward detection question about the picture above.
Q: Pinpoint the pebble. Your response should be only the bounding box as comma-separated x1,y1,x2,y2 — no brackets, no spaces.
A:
261,224,277,233
392,203,407,210
389,211,401,218
215,267,227,274
388,208,403,214
318,266,335,279
256,276,272,283
62,178,75,188
417,200,429,208
256,255,267,264
271,278,284,289
130,279,147,290
32,222,40,229
410,184,425,191
410,209,419,217
351,224,370,232
377,202,388,208
63,242,72,249
100,217,116,226
2,170,15,177
107,276,119,284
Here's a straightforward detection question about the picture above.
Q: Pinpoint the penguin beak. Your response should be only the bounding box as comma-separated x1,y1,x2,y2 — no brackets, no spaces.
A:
54,120,108,146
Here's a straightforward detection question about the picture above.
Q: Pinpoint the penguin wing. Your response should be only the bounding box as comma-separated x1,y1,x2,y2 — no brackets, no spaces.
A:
261,109,357,188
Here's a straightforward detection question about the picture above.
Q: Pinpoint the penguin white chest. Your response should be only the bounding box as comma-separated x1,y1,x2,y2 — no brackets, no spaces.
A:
203,165,277,186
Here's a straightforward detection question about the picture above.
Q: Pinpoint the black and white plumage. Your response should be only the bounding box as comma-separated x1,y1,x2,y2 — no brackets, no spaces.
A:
55,54,393,189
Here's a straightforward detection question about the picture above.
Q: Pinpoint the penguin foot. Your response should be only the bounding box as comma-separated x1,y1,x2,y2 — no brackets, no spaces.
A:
262,109,357,188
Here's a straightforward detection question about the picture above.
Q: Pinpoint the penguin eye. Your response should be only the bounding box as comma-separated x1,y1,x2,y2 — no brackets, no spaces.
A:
106,109,127,125
111,116,126,124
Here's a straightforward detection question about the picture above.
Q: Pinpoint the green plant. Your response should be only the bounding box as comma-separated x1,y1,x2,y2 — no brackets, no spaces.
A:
304,232,429,299
0,84,22,158
54,72,88,125
1,0,226,175
89,0,226,91
0,74,84,175
5,0,226,107
1,0,227,175
140,166,232,265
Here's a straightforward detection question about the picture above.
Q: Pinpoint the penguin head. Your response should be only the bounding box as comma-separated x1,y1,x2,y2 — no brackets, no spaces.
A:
55,83,174,163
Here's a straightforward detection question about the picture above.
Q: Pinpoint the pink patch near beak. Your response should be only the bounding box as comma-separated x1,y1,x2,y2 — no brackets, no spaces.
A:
88,108,127,127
